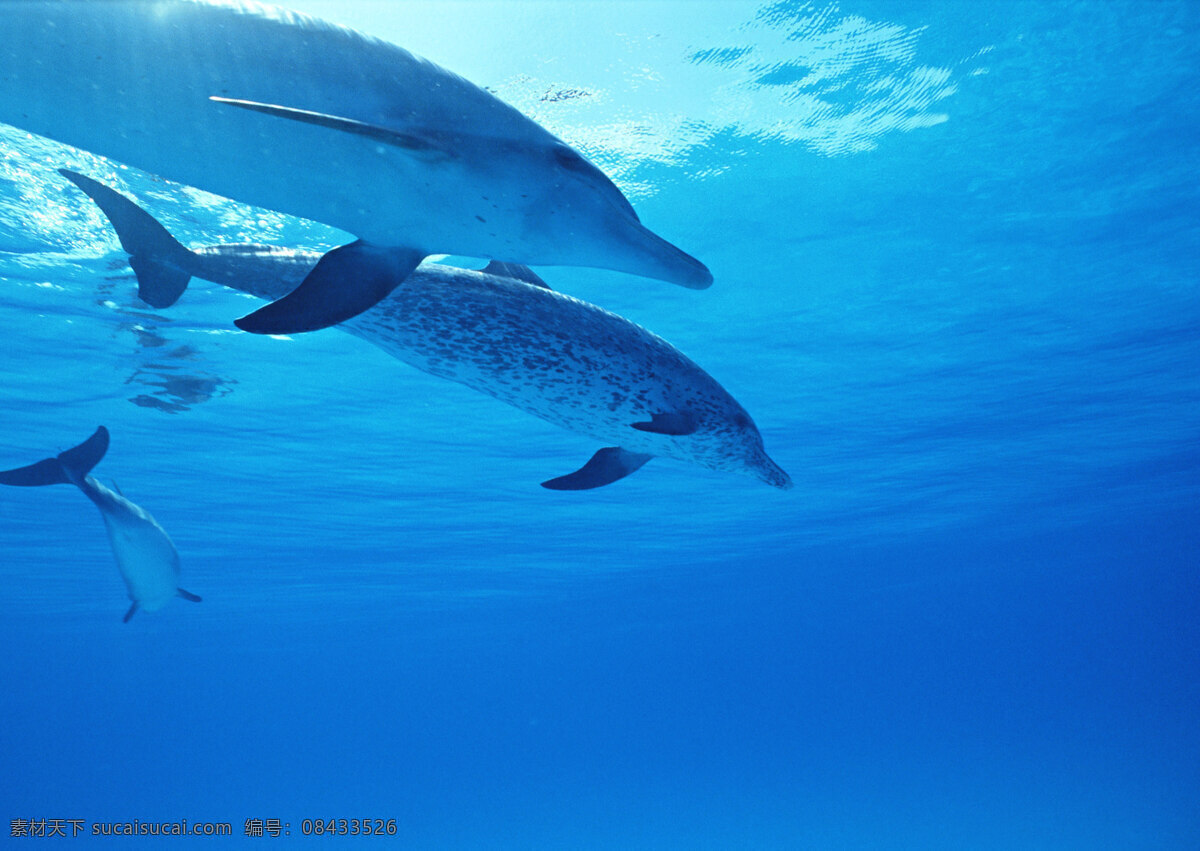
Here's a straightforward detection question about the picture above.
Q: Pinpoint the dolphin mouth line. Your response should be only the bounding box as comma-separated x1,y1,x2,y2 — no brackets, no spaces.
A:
626,221,713,290
756,456,793,490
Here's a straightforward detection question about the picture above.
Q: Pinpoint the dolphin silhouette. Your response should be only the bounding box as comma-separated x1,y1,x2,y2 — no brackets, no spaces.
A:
0,0,711,334
0,426,202,622
61,170,790,490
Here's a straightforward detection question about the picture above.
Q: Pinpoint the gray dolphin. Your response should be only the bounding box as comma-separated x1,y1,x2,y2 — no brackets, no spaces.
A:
0,0,711,335
0,426,202,621
61,170,790,491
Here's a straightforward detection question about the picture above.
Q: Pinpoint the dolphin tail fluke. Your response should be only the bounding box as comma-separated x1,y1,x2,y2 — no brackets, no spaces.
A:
541,447,653,490
123,602,139,623
0,426,109,488
0,457,72,487
57,427,110,485
234,241,424,334
57,169,194,308
177,589,202,603
128,253,192,309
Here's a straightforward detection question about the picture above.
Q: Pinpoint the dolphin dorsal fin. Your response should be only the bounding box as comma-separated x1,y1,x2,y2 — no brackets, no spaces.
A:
481,261,551,290
210,97,455,162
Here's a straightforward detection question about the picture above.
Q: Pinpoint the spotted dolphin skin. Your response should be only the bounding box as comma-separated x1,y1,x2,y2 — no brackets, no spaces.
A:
0,426,202,621
0,0,710,335
61,170,790,491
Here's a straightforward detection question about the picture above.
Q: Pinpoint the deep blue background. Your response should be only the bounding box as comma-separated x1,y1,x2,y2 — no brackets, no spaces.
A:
1,0,1197,846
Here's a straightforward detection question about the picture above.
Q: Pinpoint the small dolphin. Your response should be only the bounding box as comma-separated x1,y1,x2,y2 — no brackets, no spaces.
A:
0,0,711,334
0,426,202,622
61,170,790,490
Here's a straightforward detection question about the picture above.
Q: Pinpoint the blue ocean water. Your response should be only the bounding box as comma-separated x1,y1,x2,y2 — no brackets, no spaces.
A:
1,0,1197,846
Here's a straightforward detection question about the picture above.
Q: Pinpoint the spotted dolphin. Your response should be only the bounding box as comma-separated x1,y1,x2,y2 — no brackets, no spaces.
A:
0,0,710,335
61,170,789,490
0,426,202,621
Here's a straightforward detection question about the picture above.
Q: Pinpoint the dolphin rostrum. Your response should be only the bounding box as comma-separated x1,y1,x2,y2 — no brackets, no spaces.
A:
0,426,202,622
61,170,790,491
0,0,711,334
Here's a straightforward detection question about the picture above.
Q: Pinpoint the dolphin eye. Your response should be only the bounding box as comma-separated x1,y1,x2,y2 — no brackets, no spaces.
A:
553,145,589,173
734,413,752,429
553,143,641,222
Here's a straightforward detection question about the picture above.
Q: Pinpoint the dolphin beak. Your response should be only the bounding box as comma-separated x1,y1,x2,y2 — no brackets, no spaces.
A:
617,220,713,289
755,454,793,490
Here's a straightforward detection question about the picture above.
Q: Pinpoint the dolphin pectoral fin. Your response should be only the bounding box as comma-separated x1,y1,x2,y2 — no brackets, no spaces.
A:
123,602,138,623
631,411,698,436
541,447,653,490
234,242,424,334
209,97,455,161
481,261,552,290
177,589,202,603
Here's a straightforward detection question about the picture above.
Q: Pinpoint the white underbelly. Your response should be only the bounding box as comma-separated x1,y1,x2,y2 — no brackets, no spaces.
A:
103,520,180,610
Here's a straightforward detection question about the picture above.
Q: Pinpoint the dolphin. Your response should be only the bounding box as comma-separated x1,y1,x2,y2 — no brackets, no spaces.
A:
0,0,711,335
0,426,202,622
60,170,790,490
